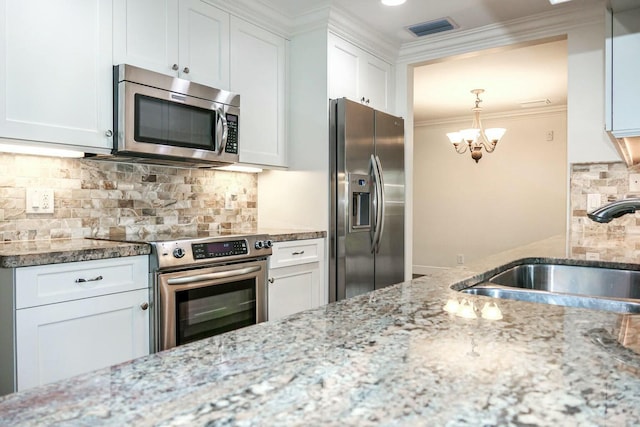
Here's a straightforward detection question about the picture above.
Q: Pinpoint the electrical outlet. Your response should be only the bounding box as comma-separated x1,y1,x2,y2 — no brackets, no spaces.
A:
26,188,54,214
587,193,601,211
224,192,237,210
545,130,554,141
456,254,465,265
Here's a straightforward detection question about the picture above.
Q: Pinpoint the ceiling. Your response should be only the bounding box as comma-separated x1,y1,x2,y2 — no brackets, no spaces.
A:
260,0,595,121
261,0,599,45
413,38,568,123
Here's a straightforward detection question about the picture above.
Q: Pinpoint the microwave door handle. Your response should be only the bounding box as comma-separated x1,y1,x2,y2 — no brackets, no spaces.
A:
216,107,229,155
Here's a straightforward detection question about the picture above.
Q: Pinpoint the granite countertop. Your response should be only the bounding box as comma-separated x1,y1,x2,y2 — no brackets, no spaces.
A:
1,234,640,425
0,238,151,268
0,230,326,268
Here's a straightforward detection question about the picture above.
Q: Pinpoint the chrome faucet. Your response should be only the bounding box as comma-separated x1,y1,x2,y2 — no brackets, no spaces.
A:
587,198,640,223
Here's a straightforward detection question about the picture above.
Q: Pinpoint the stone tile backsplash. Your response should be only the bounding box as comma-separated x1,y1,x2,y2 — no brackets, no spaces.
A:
0,154,257,241
570,161,640,260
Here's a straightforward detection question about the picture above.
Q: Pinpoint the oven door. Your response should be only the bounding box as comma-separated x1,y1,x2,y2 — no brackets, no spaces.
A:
156,259,267,351
116,80,239,164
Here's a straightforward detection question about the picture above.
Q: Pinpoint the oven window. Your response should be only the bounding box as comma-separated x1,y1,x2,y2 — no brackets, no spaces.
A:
175,278,256,346
134,94,216,150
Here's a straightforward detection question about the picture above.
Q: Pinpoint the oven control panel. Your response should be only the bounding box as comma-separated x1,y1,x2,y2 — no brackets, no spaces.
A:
192,239,248,259
152,234,273,270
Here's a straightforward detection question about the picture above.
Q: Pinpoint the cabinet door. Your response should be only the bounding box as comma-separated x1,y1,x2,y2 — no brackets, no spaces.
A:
0,0,113,151
113,0,180,78
611,7,640,133
328,34,360,102
16,289,150,391
328,33,392,113
268,262,321,321
362,54,391,112
179,0,230,89
230,17,287,167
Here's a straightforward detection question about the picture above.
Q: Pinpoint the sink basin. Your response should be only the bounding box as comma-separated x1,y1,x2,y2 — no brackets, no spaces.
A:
457,261,640,313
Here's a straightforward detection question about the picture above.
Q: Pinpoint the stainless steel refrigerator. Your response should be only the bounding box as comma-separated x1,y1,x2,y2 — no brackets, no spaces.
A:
329,98,405,302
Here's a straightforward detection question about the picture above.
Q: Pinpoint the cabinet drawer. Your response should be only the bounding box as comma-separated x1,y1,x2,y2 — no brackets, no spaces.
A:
270,239,325,268
16,256,148,309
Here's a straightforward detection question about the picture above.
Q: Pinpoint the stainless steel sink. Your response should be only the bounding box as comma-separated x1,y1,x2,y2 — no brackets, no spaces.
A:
457,261,640,313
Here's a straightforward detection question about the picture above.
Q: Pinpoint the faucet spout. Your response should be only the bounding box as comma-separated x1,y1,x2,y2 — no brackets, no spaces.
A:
587,198,640,223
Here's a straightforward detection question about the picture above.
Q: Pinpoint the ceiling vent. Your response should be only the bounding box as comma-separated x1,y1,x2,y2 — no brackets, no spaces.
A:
407,17,458,37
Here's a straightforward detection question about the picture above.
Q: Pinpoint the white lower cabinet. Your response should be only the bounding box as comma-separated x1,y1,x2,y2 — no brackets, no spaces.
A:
267,239,325,321
14,256,150,391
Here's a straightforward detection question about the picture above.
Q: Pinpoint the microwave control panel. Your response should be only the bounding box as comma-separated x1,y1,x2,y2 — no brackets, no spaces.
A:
225,114,239,154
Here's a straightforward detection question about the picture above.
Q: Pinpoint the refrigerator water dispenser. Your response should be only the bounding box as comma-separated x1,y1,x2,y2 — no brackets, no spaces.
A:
349,173,371,231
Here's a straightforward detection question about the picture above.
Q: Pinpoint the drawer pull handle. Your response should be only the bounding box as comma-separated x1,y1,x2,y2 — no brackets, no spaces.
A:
292,251,305,255
140,302,150,310
75,275,103,283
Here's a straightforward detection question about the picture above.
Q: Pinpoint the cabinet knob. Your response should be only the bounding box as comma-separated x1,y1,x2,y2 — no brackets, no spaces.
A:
140,302,149,310
182,67,190,74
105,130,113,137
268,278,274,284
172,63,179,71
360,97,370,105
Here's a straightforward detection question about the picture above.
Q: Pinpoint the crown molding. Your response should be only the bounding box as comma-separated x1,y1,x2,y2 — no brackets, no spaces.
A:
324,5,399,62
202,0,294,39
398,4,604,65
286,3,399,62
414,105,568,128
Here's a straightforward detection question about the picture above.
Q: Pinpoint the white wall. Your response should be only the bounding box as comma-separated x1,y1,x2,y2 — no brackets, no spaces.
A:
395,4,619,274
413,112,568,272
258,28,329,230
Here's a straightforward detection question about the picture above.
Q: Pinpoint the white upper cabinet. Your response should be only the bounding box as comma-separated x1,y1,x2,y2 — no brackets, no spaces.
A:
606,5,640,136
230,17,287,167
0,0,113,152
328,33,392,113
114,0,230,89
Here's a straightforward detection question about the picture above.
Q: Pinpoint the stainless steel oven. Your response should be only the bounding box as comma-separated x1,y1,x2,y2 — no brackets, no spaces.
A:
157,258,267,349
146,234,272,352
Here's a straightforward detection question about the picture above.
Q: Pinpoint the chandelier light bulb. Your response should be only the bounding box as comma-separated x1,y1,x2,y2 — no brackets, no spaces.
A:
446,132,462,144
460,128,480,143
484,128,506,143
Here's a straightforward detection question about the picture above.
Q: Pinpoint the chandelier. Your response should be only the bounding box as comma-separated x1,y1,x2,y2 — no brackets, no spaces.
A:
446,89,506,163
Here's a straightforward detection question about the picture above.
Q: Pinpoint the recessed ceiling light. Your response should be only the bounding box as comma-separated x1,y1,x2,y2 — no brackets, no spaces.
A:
381,0,406,6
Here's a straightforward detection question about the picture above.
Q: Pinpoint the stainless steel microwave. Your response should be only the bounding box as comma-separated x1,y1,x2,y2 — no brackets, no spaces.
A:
101,64,240,167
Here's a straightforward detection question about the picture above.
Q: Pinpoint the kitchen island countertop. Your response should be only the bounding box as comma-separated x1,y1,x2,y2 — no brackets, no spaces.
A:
1,233,640,426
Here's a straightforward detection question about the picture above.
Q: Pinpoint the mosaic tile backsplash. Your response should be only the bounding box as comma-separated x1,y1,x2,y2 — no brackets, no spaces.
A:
0,154,257,241
570,161,640,260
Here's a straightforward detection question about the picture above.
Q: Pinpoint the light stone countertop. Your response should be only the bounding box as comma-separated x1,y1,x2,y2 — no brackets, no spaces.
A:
0,230,326,268
1,234,640,426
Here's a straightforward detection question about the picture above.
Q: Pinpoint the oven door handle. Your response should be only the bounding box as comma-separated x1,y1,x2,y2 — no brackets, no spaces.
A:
166,265,261,285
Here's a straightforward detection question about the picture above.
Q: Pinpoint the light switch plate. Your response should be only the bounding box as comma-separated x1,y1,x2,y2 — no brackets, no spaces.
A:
630,174,640,192
26,188,54,214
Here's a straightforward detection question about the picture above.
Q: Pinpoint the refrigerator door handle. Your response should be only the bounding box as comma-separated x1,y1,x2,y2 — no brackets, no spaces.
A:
369,154,377,253
370,154,383,253
374,155,386,253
